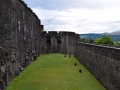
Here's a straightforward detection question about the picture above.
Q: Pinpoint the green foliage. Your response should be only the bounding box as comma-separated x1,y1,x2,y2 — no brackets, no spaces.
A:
80,38,94,43
114,41,120,47
80,34,120,41
80,38,85,42
94,35,114,45
94,38,102,44
7,54,105,90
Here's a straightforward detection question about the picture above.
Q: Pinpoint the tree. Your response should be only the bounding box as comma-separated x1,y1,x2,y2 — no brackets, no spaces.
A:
94,38,102,44
80,38,94,43
114,41,120,47
94,35,114,45
80,38,85,42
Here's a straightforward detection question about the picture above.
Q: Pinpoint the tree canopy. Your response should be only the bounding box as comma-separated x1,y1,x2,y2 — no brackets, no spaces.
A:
94,35,114,45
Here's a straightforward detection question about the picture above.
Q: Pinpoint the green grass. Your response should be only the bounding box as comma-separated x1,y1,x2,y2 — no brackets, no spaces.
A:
6,53,105,90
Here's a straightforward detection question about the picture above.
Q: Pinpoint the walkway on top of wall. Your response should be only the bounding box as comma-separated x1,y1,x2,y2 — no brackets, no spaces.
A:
6,53,105,90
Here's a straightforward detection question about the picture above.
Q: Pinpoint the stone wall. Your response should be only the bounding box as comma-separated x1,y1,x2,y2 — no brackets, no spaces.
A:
41,31,79,55
0,0,42,89
41,31,47,54
49,31,58,53
74,42,120,90
59,31,76,55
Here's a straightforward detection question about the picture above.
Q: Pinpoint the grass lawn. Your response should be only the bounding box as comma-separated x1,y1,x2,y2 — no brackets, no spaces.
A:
6,53,105,90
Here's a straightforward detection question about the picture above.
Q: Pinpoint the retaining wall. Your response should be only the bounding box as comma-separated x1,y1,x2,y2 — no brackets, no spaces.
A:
0,0,42,89
74,42,120,90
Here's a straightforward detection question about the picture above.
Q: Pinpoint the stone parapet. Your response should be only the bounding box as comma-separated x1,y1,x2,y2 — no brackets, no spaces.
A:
74,42,120,90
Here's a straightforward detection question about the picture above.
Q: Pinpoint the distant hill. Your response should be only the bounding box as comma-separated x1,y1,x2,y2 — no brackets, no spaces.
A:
80,33,120,41
103,31,120,35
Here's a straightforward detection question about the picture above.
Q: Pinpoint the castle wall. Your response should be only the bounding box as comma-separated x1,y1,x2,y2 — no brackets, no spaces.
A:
41,31,47,54
49,31,58,53
59,31,76,55
0,0,42,88
59,32,68,54
40,31,78,55
68,32,75,55
75,34,80,42
74,42,120,90
39,25,44,54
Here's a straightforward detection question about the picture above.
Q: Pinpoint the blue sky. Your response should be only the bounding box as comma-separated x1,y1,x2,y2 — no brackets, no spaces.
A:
24,0,120,34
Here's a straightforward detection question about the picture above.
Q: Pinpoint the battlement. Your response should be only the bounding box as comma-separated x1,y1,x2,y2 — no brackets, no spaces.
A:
41,31,78,36
19,0,39,19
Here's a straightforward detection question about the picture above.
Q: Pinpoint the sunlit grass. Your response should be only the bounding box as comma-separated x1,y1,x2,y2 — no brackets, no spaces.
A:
6,53,105,90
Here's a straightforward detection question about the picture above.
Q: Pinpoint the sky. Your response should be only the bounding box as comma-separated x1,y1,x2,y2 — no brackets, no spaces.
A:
24,0,120,34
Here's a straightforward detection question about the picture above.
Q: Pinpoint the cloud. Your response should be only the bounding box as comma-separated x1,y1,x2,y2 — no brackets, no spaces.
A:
25,0,104,10
42,18,71,30
24,0,120,34
32,6,120,34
